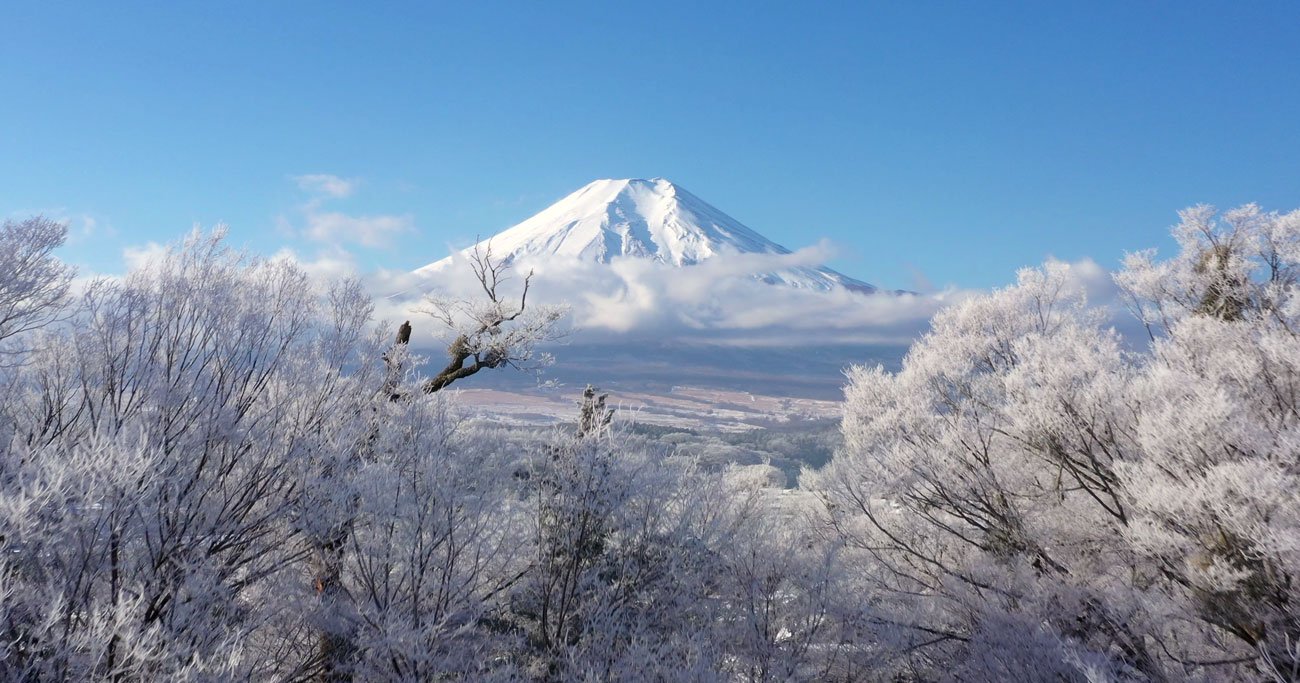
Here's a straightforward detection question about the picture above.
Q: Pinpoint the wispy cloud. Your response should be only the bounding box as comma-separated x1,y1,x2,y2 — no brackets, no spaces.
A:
122,241,167,271
269,246,359,283
285,173,415,249
293,173,358,199
68,213,118,244
268,246,427,326
302,211,414,248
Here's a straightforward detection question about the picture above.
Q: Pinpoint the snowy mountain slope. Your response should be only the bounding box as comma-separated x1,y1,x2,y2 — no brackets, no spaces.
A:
415,178,877,293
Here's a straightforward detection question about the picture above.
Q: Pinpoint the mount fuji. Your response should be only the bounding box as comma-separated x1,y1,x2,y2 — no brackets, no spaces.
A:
415,178,876,294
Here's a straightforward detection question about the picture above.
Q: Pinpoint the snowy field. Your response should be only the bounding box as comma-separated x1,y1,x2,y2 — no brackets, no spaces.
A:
449,384,841,431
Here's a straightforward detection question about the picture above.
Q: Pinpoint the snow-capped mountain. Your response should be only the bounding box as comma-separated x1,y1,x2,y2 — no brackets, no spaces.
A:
415,178,876,293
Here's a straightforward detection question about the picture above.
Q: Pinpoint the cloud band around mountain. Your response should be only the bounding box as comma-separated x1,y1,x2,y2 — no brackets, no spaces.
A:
385,247,960,347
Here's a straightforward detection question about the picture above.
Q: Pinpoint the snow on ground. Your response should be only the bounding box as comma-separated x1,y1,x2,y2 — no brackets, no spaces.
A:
447,384,841,432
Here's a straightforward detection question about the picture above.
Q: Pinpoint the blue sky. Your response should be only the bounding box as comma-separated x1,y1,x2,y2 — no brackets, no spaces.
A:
3,1,1298,290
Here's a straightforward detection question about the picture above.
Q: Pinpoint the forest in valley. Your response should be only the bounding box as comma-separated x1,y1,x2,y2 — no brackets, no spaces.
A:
1,204,1297,681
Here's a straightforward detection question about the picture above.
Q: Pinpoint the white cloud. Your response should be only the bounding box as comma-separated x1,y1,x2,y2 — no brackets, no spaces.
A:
394,246,967,347
282,173,416,249
268,246,430,326
1041,256,1120,308
122,242,167,271
78,215,98,238
1037,255,1151,344
269,246,358,283
293,173,358,198
302,211,414,248
385,246,1160,350
69,214,119,244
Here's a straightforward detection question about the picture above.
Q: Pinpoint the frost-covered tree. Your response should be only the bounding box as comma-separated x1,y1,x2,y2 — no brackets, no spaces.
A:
499,388,729,681
1116,204,1300,678
808,261,1157,681
0,229,383,680
810,204,1300,680
0,228,563,681
710,484,849,683
343,403,532,682
0,217,74,354
419,241,568,393
300,240,570,681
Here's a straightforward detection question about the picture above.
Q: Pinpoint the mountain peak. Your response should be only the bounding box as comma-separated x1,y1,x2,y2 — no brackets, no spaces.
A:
581,177,671,189
416,178,876,293
560,177,680,212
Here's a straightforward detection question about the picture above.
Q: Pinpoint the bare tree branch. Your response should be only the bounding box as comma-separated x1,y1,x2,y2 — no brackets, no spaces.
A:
416,238,568,393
